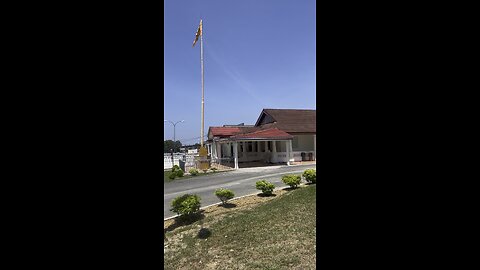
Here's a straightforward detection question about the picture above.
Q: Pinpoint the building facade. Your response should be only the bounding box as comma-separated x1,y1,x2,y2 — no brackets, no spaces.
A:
206,109,316,169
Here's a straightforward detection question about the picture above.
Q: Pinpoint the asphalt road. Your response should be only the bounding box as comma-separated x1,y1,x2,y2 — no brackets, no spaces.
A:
164,164,316,219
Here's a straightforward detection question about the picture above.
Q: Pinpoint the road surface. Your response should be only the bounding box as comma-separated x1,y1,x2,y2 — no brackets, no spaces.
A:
164,164,316,219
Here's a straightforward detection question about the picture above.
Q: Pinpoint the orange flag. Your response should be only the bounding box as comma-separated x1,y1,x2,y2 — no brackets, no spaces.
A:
192,20,202,47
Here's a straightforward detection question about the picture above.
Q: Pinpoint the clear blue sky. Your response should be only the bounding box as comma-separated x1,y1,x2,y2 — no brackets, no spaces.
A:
164,0,316,145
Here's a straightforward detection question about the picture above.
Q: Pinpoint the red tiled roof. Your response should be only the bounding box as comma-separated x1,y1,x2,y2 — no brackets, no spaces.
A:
209,127,245,137
230,128,293,140
208,109,315,141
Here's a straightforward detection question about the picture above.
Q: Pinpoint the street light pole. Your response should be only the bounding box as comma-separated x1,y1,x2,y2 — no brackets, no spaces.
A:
164,120,185,152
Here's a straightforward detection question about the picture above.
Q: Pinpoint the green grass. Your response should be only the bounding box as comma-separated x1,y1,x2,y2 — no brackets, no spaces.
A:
164,170,223,183
164,185,316,270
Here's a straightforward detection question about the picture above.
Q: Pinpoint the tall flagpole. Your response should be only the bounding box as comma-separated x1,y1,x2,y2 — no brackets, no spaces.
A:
200,19,205,147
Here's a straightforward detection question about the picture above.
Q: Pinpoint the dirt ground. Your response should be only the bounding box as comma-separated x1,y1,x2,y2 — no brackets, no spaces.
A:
163,184,316,270
164,188,290,232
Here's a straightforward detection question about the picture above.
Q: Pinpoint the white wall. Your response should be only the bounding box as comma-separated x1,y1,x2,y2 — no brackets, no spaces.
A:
164,155,181,169
164,154,198,169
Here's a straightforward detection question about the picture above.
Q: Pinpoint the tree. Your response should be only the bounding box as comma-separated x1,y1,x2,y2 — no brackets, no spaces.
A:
164,140,182,153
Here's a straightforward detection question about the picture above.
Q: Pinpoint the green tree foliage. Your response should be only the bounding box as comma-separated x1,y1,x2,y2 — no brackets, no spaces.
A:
164,140,182,153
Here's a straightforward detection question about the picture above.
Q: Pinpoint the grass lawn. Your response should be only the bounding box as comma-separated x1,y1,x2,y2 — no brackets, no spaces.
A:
164,185,316,270
164,169,223,183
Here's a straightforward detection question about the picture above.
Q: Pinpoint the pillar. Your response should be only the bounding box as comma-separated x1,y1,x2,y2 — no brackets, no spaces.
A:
213,141,217,159
271,141,277,163
233,141,239,169
287,140,292,165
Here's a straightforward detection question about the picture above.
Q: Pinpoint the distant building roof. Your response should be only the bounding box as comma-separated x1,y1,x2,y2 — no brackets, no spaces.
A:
222,123,254,127
255,109,316,133
208,108,316,141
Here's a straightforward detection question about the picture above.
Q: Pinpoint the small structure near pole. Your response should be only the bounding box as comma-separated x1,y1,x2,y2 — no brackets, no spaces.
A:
197,146,209,170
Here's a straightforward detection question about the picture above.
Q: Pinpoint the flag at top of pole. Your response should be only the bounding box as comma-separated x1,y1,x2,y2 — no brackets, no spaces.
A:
192,19,202,47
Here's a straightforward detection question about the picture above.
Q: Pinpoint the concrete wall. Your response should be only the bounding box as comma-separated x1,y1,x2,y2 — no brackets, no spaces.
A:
164,154,182,169
164,154,197,170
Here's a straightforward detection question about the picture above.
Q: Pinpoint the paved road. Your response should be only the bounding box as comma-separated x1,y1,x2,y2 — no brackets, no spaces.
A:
164,164,316,219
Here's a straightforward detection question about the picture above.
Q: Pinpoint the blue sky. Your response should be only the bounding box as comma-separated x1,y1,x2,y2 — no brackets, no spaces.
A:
164,0,316,144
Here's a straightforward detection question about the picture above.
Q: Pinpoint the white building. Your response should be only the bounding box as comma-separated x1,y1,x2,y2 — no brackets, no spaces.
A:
187,149,198,154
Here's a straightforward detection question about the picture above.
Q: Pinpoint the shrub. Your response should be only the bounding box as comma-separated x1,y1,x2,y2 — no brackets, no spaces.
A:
302,169,316,184
171,165,180,172
170,165,184,177
282,174,301,188
255,180,275,195
170,194,201,217
189,168,199,176
214,188,235,205
168,172,176,180
202,169,208,174
211,167,217,172
175,169,184,177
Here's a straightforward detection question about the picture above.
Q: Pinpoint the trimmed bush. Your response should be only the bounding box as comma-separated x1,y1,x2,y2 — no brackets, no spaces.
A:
214,188,235,205
175,169,184,177
189,168,199,176
302,169,316,184
170,194,201,217
282,174,301,188
171,165,180,172
256,180,275,195
171,165,184,177
168,172,176,180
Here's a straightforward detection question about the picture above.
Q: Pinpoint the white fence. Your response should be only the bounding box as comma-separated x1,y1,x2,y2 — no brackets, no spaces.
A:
164,153,198,170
